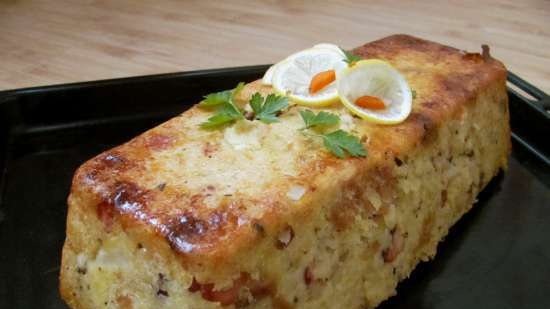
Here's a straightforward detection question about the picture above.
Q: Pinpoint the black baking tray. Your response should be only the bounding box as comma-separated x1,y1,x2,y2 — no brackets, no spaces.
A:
0,66,549,308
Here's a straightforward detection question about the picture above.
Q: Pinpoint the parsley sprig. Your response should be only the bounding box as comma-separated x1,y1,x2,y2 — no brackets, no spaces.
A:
322,130,366,158
199,83,245,128
199,84,289,128
299,110,340,129
299,110,366,158
249,93,289,124
200,82,244,107
340,48,362,65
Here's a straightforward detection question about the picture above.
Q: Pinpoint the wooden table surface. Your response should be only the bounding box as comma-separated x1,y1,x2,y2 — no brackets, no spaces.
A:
1,0,549,93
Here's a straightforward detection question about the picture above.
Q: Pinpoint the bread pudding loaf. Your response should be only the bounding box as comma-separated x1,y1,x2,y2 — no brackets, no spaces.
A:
60,35,510,309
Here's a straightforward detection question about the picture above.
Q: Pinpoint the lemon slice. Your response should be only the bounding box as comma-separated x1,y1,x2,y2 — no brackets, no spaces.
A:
262,64,277,85
262,44,344,86
271,48,346,106
337,59,412,124
312,43,345,56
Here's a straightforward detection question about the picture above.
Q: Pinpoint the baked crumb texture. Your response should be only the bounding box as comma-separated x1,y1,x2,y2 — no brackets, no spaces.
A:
60,35,510,309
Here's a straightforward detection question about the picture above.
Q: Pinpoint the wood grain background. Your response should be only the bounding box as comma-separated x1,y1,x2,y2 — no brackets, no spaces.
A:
1,0,549,92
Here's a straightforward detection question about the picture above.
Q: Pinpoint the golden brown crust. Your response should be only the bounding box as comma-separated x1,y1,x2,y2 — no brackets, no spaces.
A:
68,34,508,271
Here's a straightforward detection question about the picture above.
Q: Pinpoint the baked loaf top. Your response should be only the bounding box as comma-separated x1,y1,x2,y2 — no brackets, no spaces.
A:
69,34,507,269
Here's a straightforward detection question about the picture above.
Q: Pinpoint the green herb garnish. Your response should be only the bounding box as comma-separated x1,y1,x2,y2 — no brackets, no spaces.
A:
249,93,289,124
299,110,340,129
299,111,366,158
322,130,366,158
411,89,417,99
340,48,362,65
200,90,231,107
199,82,245,128
200,104,243,128
199,82,244,107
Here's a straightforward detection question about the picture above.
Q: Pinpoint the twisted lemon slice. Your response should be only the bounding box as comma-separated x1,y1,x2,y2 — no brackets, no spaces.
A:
337,59,412,124
271,48,346,106
262,43,344,86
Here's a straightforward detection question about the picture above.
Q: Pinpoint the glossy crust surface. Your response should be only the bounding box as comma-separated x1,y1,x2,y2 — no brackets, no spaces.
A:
60,34,510,308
